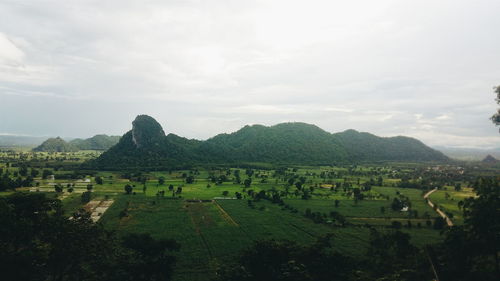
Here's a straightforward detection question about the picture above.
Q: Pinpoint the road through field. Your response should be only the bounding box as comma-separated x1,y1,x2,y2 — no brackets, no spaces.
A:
424,189,453,227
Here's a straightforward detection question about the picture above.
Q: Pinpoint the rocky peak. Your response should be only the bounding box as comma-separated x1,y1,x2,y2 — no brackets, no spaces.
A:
131,115,165,148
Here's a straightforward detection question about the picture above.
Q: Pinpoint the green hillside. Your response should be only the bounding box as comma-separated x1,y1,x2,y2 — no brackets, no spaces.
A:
200,123,347,164
90,115,449,169
89,115,202,169
333,129,449,162
69,134,120,150
32,137,78,152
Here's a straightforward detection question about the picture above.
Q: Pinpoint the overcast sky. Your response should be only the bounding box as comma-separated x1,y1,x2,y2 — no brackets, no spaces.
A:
1,0,499,148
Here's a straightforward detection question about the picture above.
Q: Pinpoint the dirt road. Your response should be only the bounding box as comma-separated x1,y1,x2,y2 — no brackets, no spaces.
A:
424,188,453,227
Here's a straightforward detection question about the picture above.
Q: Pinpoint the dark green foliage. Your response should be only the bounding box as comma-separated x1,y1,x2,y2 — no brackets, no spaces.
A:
95,176,103,185
366,229,430,280
185,175,194,184
490,85,499,128
69,134,120,150
88,116,201,170
200,123,348,164
215,231,432,281
54,183,63,193
124,184,133,195
121,233,180,281
433,217,445,230
334,129,449,162
88,115,448,170
158,176,165,185
214,236,355,281
434,177,499,281
33,137,78,152
0,193,178,281
81,191,91,203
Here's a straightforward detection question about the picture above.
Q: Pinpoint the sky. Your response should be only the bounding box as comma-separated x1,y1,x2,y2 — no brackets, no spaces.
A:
1,0,499,149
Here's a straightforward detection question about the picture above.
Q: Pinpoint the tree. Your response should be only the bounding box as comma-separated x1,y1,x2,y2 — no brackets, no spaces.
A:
222,191,229,197
185,175,194,184
158,176,165,185
214,236,357,281
19,165,28,177
95,176,103,185
366,229,429,280
42,169,52,179
124,184,133,195
87,184,93,191
435,177,499,281
81,190,91,203
121,233,180,281
491,85,500,130
244,178,252,188
30,168,39,178
0,193,179,281
462,177,500,275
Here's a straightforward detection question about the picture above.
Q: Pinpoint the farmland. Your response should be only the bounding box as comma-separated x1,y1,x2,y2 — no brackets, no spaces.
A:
0,150,497,280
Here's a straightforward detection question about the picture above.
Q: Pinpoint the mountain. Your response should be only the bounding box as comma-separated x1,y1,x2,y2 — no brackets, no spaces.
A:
69,135,120,150
435,146,500,161
90,115,449,169
90,115,201,169
334,129,449,162
0,135,48,148
199,123,347,163
482,154,499,164
33,137,78,152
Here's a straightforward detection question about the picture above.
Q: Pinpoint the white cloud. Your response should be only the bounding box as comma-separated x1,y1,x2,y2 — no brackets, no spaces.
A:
0,32,24,63
0,0,498,148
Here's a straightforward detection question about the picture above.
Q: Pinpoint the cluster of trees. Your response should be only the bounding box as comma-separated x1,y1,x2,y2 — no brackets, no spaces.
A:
214,229,430,281
0,167,35,191
0,193,179,281
216,177,500,281
216,176,500,281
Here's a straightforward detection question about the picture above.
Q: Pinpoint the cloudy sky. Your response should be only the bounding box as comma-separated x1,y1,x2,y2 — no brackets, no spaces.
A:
1,0,499,148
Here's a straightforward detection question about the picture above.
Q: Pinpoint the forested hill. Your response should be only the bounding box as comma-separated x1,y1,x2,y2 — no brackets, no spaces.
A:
69,135,120,150
333,129,449,162
33,137,78,152
89,115,448,169
198,123,348,163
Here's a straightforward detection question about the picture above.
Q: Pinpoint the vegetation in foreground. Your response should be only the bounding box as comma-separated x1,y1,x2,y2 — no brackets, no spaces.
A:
0,149,498,280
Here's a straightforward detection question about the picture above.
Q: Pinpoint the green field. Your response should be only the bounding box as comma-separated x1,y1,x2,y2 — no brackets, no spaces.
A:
1,150,492,281
428,187,476,223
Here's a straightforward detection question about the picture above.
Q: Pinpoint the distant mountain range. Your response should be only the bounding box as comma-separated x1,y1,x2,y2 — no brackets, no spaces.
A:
88,115,449,169
434,146,500,161
33,137,79,152
0,135,48,147
69,135,121,150
32,135,120,152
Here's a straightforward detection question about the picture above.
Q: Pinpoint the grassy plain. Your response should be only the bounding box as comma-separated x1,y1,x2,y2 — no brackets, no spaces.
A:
1,150,490,281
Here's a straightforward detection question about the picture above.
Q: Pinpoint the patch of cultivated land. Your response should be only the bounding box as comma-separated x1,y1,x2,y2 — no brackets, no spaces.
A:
2,156,481,281
427,187,475,224
98,192,442,281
